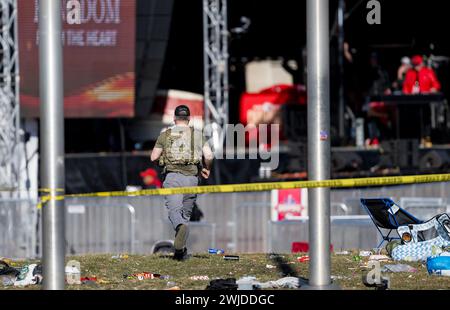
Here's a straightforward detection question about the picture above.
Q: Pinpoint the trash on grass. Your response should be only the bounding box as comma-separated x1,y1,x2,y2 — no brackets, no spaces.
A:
81,277,98,284
124,272,168,280
331,275,351,281
359,251,372,257
381,264,417,273
266,264,276,269
224,255,239,261
65,261,81,285
297,256,309,263
111,254,129,260
335,251,350,255
1,275,15,286
353,255,362,262
208,248,225,254
237,276,257,290
14,264,43,287
256,277,301,289
190,275,210,281
427,254,450,276
236,276,301,290
369,255,391,262
206,278,238,290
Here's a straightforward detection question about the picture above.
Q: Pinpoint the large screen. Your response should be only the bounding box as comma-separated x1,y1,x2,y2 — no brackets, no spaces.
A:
18,0,136,118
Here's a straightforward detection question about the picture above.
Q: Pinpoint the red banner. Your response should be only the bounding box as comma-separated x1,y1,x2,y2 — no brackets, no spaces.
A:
18,0,136,118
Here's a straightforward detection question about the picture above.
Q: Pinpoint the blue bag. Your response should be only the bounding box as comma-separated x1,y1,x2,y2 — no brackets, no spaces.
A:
427,255,450,276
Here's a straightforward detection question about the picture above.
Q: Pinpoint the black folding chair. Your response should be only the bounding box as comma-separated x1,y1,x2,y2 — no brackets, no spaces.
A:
360,198,423,248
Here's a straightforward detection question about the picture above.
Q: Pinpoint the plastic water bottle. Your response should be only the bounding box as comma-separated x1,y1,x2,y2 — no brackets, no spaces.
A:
65,260,81,285
208,248,225,254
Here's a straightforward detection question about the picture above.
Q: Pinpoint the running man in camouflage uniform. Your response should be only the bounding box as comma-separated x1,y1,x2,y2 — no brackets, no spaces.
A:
151,105,214,261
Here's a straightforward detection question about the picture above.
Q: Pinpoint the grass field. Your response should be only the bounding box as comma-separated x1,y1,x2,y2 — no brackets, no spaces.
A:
2,252,450,290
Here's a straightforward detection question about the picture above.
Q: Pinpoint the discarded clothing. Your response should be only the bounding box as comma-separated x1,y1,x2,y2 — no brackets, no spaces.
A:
206,278,238,290
14,264,43,287
236,276,301,290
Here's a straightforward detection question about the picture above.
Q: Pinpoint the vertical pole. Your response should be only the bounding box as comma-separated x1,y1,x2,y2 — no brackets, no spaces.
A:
337,0,345,140
307,0,332,288
202,0,211,126
39,0,65,290
221,0,229,128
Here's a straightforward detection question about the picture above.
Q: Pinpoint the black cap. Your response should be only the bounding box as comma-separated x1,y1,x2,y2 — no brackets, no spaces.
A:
174,105,190,117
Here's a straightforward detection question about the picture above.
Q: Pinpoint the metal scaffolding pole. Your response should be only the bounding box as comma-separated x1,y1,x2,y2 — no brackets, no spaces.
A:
304,0,336,289
203,0,229,141
203,0,229,183
337,0,345,140
39,0,65,290
0,0,20,194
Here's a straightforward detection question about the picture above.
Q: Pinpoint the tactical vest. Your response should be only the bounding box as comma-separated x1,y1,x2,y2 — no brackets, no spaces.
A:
161,126,202,166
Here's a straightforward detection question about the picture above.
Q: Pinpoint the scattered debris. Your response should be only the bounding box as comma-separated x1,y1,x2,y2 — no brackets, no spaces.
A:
65,262,81,285
381,264,417,273
14,264,43,287
206,278,238,290
335,251,350,255
427,254,450,276
331,275,351,281
81,277,97,283
123,272,169,280
208,248,225,254
386,241,401,256
111,254,129,260
265,264,276,269
359,251,372,257
353,255,362,262
372,248,383,255
190,275,210,281
297,256,309,263
224,255,239,261
1,275,15,286
0,258,16,267
237,276,257,290
369,255,391,262
166,281,177,287
256,277,301,289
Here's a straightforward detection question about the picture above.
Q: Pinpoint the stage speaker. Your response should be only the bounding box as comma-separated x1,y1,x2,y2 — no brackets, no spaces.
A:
281,103,307,142
135,0,174,117
380,140,419,169
419,150,450,172
331,152,363,172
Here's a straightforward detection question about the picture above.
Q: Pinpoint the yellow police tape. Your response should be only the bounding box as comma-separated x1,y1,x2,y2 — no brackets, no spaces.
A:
36,173,450,209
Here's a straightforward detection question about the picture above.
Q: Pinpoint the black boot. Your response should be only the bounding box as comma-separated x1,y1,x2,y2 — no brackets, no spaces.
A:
173,247,189,261
173,224,189,261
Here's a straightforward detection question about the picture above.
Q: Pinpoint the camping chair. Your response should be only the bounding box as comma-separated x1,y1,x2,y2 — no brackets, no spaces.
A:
360,198,423,248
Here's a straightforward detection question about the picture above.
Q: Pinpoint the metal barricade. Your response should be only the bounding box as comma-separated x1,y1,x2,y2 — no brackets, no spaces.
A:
0,198,38,259
399,197,448,220
3,187,448,258
65,201,136,255
267,215,378,253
